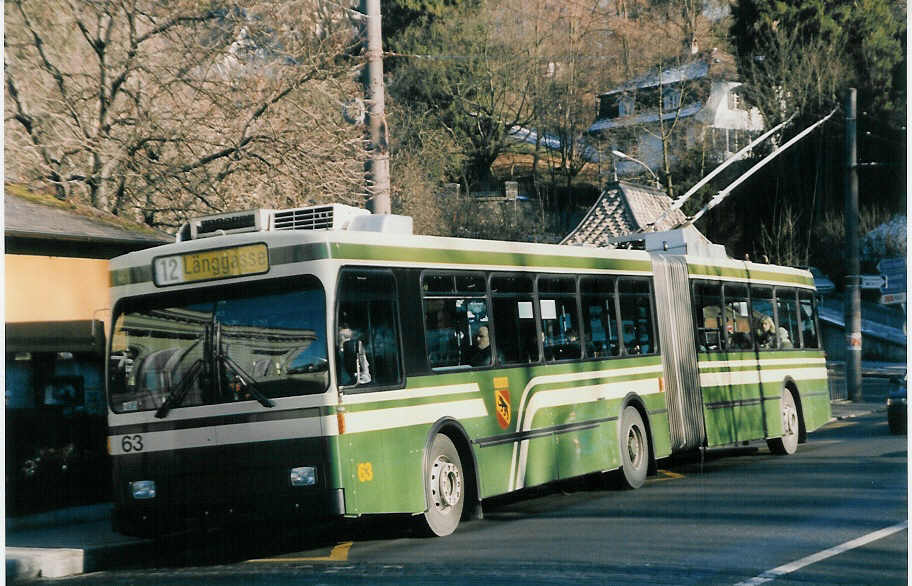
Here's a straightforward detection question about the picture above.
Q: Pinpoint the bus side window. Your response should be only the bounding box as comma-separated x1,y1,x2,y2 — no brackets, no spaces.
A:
491,275,539,364
337,270,402,388
693,280,723,352
798,291,820,348
617,279,655,355
539,276,581,361
723,284,752,350
422,273,489,369
776,288,800,349
581,277,619,358
750,286,777,350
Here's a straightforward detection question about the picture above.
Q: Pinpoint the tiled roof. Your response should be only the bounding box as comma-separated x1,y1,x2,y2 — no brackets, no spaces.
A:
561,181,687,247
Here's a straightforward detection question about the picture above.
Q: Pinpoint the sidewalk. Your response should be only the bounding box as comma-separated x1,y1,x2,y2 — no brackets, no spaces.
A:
829,398,887,420
5,503,150,581
4,396,896,582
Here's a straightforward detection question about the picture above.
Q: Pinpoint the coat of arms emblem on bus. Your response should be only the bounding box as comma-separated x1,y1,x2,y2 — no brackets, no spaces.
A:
493,377,511,429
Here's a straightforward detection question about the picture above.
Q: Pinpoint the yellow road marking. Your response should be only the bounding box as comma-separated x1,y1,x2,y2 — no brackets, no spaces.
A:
246,541,353,563
650,469,685,482
826,420,859,429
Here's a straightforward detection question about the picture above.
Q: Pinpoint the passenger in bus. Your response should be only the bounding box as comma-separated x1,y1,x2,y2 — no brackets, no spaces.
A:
755,315,777,349
465,325,492,366
338,323,371,385
777,326,794,349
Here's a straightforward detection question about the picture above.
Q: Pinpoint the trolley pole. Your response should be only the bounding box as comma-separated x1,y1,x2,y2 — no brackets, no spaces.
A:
361,0,391,214
844,88,863,402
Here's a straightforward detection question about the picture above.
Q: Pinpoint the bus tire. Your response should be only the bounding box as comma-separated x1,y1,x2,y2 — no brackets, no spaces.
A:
421,434,465,536
767,389,799,455
619,406,649,489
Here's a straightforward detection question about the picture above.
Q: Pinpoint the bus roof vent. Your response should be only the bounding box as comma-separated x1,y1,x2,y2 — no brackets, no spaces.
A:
178,209,273,241
176,204,412,240
272,204,369,232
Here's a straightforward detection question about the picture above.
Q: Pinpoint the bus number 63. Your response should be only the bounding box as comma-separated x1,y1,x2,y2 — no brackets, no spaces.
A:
121,435,144,453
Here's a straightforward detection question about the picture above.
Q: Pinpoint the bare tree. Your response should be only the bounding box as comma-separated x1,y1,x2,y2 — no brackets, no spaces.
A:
758,202,803,266
5,0,369,228
528,0,607,191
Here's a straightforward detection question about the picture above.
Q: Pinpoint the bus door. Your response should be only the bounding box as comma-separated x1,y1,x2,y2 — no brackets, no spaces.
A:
692,280,739,447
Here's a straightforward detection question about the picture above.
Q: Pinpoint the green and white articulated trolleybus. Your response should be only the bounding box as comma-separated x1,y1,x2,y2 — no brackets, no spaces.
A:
106,204,830,537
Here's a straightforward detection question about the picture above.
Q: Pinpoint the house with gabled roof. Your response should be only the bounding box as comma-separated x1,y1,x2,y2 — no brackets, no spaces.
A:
588,49,764,177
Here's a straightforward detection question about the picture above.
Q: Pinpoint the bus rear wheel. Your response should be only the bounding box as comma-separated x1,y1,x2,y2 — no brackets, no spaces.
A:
767,389,799,455
619,406,649,489
421,434,464,536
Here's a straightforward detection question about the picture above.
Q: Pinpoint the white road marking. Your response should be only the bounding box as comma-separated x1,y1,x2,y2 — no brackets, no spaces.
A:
734,521,908,585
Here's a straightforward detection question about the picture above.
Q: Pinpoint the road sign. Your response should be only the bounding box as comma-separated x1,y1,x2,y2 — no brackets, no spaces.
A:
860,275,886,289
877,258,906,295
880,292,906,305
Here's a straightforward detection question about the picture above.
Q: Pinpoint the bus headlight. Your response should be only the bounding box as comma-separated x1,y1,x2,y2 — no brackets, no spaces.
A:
129,480,157,500
290,466,317,487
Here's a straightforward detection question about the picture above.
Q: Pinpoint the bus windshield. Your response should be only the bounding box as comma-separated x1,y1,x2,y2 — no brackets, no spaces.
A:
109,276,328,414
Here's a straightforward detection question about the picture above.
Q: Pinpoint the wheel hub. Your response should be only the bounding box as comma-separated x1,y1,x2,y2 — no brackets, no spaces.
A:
783,404,798,436
431,458,462,509
628,426,643,465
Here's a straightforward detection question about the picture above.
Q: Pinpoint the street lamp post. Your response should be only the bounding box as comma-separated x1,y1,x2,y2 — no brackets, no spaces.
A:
611,149,662,190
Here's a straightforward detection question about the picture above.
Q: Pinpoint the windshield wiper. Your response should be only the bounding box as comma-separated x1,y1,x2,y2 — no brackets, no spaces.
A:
155,358,204,419
220,353,275,408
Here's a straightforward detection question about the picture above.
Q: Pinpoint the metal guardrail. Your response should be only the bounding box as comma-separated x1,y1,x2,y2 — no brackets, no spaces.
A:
828,362,848,401
827,361,905,401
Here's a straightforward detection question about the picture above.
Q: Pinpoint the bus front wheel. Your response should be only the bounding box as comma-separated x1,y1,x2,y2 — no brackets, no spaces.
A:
421,434,464,536
767,389,799,455
619,406,649,489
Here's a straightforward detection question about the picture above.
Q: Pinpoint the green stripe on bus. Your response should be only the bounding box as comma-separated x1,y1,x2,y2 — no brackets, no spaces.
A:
698,350,826,361
688,263,814,286
698,364,827,375
342,393,482,413
345,369,660,414
527,370,660,394
405,355,662,388
329,242,652,272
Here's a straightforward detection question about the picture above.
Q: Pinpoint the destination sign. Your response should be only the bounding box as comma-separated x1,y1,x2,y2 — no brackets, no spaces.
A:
153,243,269,286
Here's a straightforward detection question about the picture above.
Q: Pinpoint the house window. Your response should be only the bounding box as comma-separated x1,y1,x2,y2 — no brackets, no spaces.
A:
727,90,741,111
727,128,741,153
619,94,635,116
662,88,680,111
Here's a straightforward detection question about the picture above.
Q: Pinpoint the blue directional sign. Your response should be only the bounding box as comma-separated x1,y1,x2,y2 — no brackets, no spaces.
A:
877,257,906,304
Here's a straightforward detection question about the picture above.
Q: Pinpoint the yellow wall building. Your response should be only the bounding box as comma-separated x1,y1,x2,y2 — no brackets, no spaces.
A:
5,187,167,514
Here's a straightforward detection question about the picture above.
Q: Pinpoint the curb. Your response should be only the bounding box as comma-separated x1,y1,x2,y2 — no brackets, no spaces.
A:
6,539,150,582
828,405,886,423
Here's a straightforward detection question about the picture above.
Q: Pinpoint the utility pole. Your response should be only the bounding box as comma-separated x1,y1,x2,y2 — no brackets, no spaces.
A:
361,0,391,214
844,88,862,401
